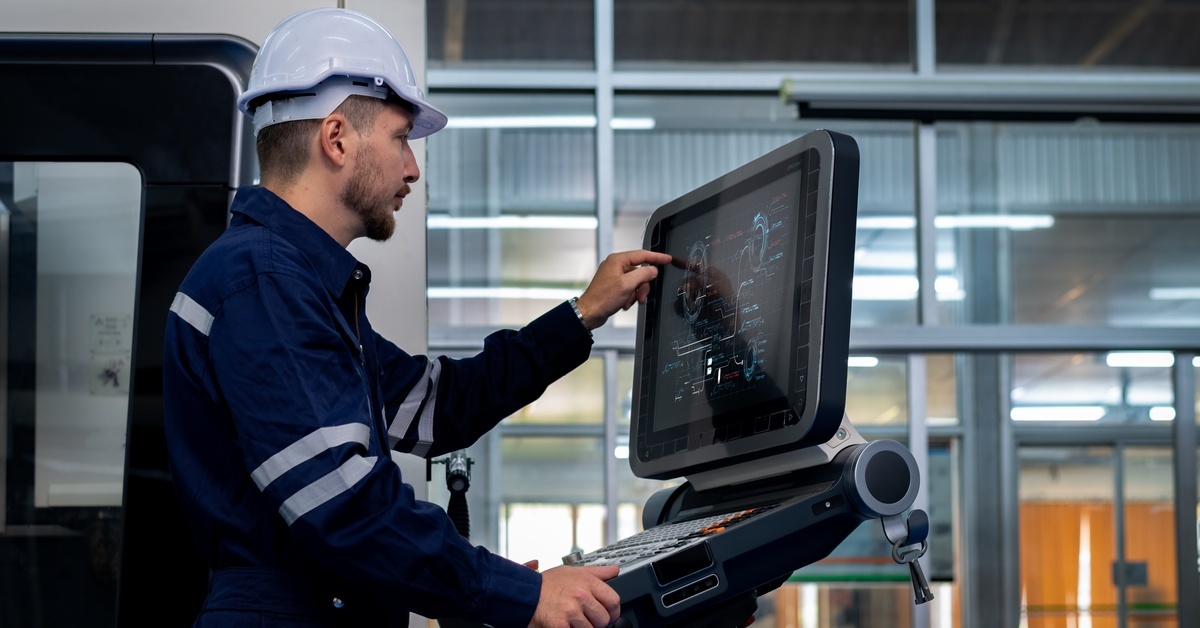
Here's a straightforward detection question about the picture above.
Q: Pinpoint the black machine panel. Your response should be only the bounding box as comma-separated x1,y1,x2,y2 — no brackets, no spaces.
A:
0,34,256,628
631,130,859,481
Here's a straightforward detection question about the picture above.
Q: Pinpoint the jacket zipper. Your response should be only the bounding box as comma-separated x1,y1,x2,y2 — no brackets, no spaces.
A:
352,282,385,454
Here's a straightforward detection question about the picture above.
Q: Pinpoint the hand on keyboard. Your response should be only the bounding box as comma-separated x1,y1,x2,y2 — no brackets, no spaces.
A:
529,564,621,628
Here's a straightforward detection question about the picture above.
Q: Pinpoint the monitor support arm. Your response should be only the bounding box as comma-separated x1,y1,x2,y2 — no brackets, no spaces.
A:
626,415,932,626
684,414,866,492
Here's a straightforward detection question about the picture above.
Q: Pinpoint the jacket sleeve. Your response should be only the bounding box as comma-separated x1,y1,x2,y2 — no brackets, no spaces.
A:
209,271,542,627
377,300,594,458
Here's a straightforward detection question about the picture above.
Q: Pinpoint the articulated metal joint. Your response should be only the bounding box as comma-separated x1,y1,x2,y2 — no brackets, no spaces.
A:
842,439,920,518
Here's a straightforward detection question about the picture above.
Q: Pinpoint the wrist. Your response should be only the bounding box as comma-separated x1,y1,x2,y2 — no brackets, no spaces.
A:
568,296,594,333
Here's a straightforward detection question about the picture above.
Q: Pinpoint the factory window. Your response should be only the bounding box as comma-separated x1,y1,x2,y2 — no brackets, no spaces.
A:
496,436,605,568
1010,352,1173,425
612,94,922,328
937,0,1200,68
613,0,913,69
937,122,1200,327
1,160,142,625
507,357,605,425
426,93,599,329
427,0,595,68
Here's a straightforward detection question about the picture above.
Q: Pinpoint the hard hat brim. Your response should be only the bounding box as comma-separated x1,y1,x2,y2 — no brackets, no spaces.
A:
241,76,448,138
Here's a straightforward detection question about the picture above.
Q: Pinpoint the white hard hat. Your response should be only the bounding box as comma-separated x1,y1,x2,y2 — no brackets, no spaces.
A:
237,8,447,138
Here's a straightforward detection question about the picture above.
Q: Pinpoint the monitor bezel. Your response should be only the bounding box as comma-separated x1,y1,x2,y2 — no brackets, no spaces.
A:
629,129,859,482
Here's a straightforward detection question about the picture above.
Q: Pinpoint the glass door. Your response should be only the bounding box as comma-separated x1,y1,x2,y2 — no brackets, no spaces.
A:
1019,445,1181,628
1019,446,1118,628
1122,447,1177,627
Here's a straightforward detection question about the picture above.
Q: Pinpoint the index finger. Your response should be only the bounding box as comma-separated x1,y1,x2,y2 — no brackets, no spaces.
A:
617,249,673,267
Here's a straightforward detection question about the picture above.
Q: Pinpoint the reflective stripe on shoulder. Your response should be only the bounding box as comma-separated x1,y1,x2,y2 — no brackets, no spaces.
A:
387,359,441,449
251,423,371,490
170,292,215,336
279,455,377,526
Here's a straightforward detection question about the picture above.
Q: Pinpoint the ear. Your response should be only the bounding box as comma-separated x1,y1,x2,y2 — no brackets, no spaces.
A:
317,114,353,168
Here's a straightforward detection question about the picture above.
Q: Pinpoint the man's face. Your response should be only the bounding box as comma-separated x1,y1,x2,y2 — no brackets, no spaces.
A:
340,102,420,242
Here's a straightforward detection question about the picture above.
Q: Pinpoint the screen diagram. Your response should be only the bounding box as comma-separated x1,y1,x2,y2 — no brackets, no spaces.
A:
653,170,805,429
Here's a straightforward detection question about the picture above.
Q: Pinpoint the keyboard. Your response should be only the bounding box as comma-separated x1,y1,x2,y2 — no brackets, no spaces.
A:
576,478,856,626
569,504,782,572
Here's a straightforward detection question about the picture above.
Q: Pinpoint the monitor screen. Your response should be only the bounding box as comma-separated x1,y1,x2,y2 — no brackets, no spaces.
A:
630,130,859,482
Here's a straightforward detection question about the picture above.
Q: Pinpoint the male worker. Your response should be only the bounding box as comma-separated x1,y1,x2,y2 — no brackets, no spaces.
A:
162,7,670,627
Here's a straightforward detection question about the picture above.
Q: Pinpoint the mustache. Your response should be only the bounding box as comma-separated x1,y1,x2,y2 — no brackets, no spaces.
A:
397,183,412,197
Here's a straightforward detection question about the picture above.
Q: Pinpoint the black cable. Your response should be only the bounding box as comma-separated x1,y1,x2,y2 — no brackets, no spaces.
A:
447,490,470,540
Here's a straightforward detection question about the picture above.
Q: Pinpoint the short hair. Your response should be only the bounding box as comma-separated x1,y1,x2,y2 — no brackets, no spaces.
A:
255,94,413,185
255,118,320,185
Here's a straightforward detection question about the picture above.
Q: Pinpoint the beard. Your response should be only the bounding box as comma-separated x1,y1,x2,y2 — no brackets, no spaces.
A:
340,145,411,242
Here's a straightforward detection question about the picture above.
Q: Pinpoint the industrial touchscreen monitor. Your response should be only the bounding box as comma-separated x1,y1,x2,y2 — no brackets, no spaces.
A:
630,130,859,482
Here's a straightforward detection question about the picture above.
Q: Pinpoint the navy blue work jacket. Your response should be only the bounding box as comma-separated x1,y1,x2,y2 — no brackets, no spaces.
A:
163,186,593,626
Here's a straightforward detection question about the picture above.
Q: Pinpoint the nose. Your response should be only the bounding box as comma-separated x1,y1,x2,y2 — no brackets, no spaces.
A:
403,141,420,184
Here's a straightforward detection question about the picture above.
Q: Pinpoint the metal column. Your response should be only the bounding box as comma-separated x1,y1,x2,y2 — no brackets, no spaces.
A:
1173,352,1199,625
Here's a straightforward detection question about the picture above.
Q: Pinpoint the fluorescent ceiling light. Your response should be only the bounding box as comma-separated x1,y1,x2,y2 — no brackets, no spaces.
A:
853,275,964,301
934,215,1054,230
858,217,916,229
1149,287,1200,300
427,215,598,230
848,356,879,368
611,117,657,130
1149,406,1176,422
1105,351,1174,368
1011,406,1106,422
934,276,965,301
852,249,957,271
614,436,630,460
856,215,1054,230
854,276,919,300
428,287,578,300
444,115,656,130
1195,356,1200,367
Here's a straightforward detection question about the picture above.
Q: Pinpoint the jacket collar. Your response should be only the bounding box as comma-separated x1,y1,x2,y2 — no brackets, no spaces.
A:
229,186,370,298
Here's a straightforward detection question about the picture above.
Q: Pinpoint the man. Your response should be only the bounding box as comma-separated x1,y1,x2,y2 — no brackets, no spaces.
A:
163,7,671,627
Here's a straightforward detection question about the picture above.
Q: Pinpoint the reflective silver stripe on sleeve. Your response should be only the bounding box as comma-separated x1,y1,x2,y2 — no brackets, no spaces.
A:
409,385,438,457
169,292,214,336
279,455,377,526
387,359,441,448
251,423,371,490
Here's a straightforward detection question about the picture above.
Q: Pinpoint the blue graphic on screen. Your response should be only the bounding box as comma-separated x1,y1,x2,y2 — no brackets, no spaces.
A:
652,169,803,431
